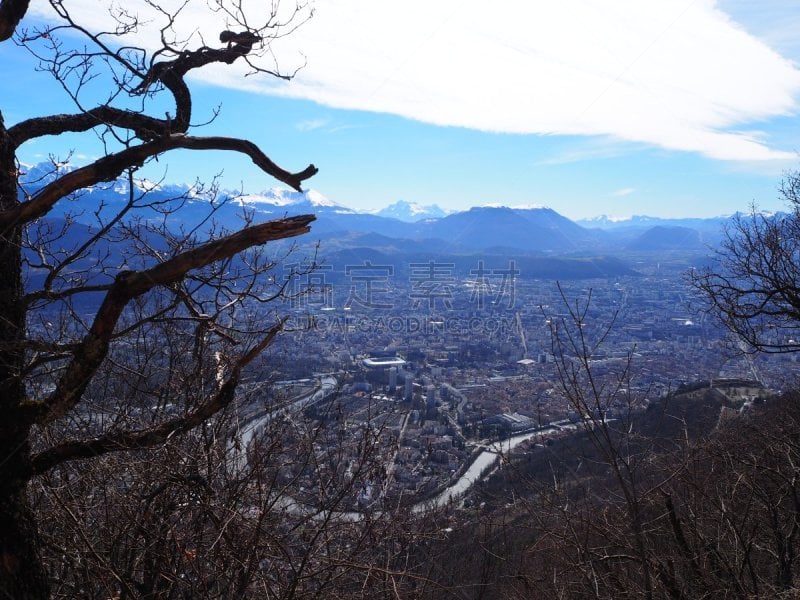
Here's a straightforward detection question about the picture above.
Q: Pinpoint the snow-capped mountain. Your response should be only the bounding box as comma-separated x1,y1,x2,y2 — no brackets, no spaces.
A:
15,160,735,258
18,161,78,186
576,214,730,230
479,202,546,210
375,200,448,221
577,214,636,227
236,188,352,212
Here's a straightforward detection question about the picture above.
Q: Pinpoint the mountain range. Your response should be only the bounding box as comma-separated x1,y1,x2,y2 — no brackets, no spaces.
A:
19,163,735,278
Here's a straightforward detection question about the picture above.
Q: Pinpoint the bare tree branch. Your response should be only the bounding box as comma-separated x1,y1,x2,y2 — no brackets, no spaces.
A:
29,319,285,476
0,0,28,41
131,32,269,131
38,214,314,424
0,2,323,594
9,106,172,147
690,184,800,354
3,134,317,227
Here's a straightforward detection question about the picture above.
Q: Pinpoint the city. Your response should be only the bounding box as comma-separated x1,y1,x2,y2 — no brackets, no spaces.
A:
5,0,800,595
239,253,786,511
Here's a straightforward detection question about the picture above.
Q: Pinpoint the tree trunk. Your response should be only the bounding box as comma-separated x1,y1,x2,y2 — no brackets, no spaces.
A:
0,114,48,598
0,442,49,599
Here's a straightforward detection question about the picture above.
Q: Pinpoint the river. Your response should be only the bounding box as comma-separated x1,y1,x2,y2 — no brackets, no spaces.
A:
415,424,571,511
240,390,576,518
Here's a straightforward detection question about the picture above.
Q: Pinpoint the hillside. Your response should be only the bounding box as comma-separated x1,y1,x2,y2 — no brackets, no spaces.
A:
420,387,796,599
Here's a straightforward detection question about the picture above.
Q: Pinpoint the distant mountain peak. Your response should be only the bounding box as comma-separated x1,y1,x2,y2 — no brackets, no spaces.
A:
304,189,339,207
235,188,352,212
375,199,448,221
479,202,548,211
511,203,548,210
19,161,77,186
577,214,738,230
580,214,633,224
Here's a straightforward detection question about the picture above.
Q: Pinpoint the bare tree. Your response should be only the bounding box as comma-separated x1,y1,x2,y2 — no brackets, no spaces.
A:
0,0,320,596
31,372,424,599
545,285,659,599
690,170,800,353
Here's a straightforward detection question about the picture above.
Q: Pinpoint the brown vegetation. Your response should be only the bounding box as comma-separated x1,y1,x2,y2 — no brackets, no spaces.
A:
0,0,318,596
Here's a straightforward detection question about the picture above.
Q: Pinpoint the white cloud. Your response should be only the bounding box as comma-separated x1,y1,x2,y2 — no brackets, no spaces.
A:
611,187,636,197
264,0,800,162
31,0,800,162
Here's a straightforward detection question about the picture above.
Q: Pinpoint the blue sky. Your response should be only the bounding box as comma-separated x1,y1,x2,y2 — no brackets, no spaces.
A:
4,0,800,219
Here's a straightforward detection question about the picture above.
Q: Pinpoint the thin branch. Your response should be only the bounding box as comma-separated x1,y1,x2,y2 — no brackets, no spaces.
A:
36,214,314,424
29,319,285,476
